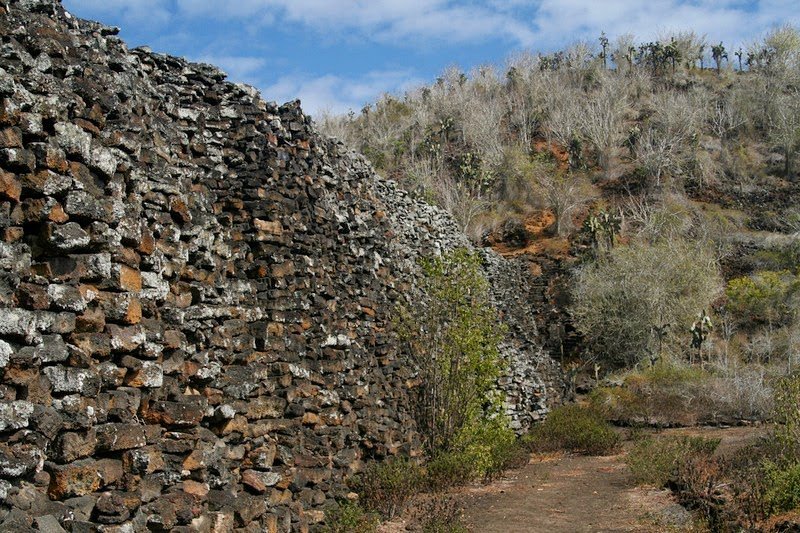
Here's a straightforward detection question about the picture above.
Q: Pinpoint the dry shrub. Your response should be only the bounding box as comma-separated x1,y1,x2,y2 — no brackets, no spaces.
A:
322,501,379,533
409,495,469,533
672,453,730,530
590,364,773,427
353,457,424,519
525,404,620,455
627,435,720,487
626,374,800,530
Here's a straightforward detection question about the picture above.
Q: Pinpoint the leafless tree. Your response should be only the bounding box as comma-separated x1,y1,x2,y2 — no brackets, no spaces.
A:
543,80,582,160
529,166,592,236
635,90,706,188
767,89,800,178
709,92,747,141
579,74,630,178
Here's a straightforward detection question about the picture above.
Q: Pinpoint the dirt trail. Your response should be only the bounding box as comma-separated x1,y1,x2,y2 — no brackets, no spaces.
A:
460,427,762,533
460,453,682,532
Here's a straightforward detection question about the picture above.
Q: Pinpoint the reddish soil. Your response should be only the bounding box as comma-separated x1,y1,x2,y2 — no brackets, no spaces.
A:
532,138,570,171
489,210,572,260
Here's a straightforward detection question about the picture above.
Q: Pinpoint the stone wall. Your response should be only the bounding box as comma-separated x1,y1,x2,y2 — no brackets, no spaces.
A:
0,1,560,531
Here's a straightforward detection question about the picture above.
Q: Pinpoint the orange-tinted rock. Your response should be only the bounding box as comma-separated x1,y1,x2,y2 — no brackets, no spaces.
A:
116,265,142,292
0,170,21,201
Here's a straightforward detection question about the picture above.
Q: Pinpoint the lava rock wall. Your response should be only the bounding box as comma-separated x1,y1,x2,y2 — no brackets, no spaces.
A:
0,1,559,531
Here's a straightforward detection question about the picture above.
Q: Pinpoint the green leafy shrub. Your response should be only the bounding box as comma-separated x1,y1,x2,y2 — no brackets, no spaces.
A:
524,404,620,455
425,451,476,492
725,270,800,330
477,428,530,481
627,435,721,487
763,461,800,515
425,418,528,490
397,248,508,454
354,457,424,519
456,416,528,480
322,501,379,533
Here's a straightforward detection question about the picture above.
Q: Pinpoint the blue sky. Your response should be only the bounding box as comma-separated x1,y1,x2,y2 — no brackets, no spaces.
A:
62,0,800,117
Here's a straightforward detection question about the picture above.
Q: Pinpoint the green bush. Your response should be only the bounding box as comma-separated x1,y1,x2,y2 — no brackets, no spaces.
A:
478,430,530,481
397,248,508,454
456,416,528,480
354,457,424,519
763,461,800,515
425,418,528,490
322,501,379,533
626,435,721,487
524,404,620,455
425,451,476,492
725,270,800,330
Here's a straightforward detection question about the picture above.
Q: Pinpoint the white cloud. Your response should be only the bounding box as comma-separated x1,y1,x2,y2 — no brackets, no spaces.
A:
176,0,536,46
197,55,268,82
527,0,800,50
68,1,800,52
261,69,423,117
63,0,172,27
62,0,800,120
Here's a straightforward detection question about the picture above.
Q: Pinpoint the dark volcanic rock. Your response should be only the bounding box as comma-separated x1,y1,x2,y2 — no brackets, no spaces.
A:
0,0,561,530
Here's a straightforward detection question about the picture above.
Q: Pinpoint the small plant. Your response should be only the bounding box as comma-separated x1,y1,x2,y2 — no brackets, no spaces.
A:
456,415,527,481
425,418,528,490
353,457,424,519
322,501,379,533
414,496,469,533
524,404,620,455
762,461,800,515
774,372,800,454
425,451,476,492
397,248,507,454
627,435,721,487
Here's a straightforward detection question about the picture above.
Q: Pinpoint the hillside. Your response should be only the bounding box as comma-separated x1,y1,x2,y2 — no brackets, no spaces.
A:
322,28,800,374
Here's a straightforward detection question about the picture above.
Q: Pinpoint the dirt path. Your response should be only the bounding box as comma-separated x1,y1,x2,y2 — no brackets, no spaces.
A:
460,453,684,532
459,427,763,533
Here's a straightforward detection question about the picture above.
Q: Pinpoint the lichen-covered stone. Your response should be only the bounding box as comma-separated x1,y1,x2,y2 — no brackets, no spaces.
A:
0,400,34,431
0,339,11,368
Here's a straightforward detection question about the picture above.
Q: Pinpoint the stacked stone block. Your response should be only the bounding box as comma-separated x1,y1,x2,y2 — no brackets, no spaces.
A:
0,1,559,531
